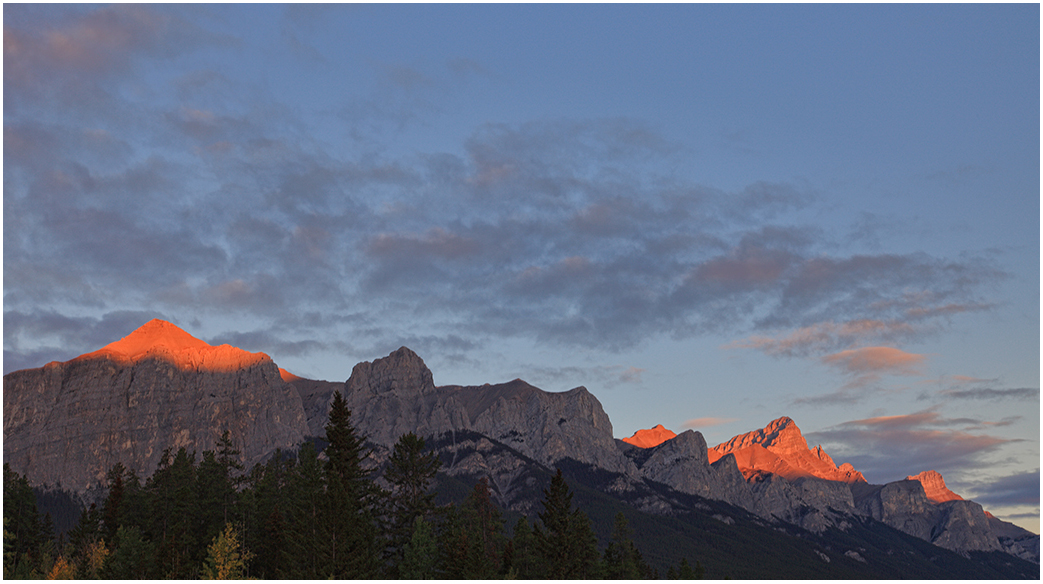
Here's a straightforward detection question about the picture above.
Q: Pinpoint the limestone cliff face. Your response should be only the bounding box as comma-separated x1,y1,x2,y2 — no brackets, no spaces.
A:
335,348,635,475
634,430,755,511
852,479,1001,553
906,470,963,503
748,473,856,533
710,416,866,483
3,321,308,494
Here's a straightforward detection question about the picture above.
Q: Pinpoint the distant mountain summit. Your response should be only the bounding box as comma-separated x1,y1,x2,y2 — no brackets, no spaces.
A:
709,416,866,484
622,424,677,448
4,319,306,495
74,318,271,371
907,470,964,503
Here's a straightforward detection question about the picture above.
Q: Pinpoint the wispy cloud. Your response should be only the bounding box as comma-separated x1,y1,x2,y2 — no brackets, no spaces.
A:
1,5,1014,379
939,387,1040,401
806,408,1018,483
821,346,926,376
964,469,1040,509
682,417,739,429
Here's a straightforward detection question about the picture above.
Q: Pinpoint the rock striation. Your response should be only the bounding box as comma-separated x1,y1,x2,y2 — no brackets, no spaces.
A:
3,320,309,496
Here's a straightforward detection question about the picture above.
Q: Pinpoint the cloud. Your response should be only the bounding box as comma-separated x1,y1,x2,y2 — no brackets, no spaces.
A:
2,5,1012,373
682,417,739,429
821,346,926,376
728,319,919,358
806,409,1017,483
939,387,1040,401
965,469,1040,509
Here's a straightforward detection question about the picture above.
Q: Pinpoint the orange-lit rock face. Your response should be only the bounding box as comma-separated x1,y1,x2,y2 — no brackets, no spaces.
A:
622,424,677,448
711,416,866,484
279,368,302,383
907,470,964,503
74,318,271,372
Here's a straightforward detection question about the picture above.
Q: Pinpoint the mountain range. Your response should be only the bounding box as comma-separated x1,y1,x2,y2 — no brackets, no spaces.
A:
3,319,1038,576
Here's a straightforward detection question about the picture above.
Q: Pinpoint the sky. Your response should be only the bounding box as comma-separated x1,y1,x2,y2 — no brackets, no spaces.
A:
3,4,1039,532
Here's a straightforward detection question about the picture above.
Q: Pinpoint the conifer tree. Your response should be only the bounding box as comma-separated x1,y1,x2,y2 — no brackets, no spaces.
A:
323,391,381,578
102,526,155,579
534,468,600,579
506,515,543,578
384,432,441,575
145,447,199,578
285,442,328,578
399,516,439,579
604,511,650,579
458,477,507,578
100,463,127,545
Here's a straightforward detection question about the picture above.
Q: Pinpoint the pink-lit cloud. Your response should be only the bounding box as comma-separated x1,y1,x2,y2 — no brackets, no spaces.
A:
822,346,926,376
682,417,740,429
727,319,919,357
806,409,1017,483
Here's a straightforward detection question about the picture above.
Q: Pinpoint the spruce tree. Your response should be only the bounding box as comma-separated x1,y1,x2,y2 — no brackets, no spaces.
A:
285,442,328,578
103,526,156,579
534,468,600,579
399,516,439,579
3,464,51,577
604,511,652,579
384,432,441,575
100,463,126,545
507,515,543,578
145,447,199,578
322,391,381,578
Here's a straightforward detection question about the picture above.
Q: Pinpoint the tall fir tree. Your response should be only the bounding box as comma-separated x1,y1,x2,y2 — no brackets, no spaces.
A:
322,391,382,578
99,463,127,545
3,464,51,578
603,511,651,579
285,442,328,578
383,432,441,575
145,447,199,578
399,516,439,579
534,468,601,579
506,515,543,578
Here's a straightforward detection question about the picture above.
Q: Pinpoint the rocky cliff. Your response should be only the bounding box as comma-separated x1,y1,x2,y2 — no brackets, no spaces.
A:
333,347,636,476
851,479,1001,553
907,469,963,503
709,416,866,483
3,320,309,495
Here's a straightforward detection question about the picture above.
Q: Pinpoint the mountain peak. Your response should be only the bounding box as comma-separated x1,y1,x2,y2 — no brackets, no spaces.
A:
75,319,270,372
99,319,210,357
622,424,677,448
907,470,964,503
711,416,866,484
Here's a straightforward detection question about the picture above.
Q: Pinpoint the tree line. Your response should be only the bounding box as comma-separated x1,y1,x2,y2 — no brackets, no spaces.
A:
4,392,704,579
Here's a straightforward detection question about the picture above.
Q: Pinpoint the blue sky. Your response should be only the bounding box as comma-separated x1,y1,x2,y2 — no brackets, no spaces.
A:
3,4,1038,532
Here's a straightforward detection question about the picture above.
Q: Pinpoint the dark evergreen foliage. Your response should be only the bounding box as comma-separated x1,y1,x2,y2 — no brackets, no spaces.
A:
5,408,1039,580
534,468,602,579
383,431,441,576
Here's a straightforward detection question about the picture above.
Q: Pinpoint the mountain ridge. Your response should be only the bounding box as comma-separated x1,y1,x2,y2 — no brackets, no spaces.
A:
3,319,1037,569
